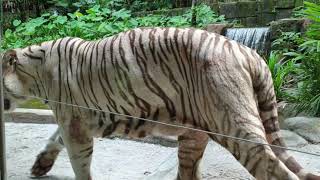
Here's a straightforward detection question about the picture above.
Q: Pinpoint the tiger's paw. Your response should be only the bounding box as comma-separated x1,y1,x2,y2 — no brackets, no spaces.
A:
30,150,59,177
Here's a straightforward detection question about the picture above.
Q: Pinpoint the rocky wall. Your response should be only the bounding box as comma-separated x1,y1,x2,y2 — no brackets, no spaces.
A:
203,0,304,26
2,0,305,28
134,0,304,27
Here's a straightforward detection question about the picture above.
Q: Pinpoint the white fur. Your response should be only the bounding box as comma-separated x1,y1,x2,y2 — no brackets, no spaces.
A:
4,74,26,112
4,73,25,95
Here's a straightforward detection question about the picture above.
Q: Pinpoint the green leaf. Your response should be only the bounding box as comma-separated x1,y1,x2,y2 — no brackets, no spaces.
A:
4,29,13,38
25,26,36,35
68,13,76,19
54,16,68,24
102,8,111,15
98,23,107,32
283,52,301,57
47,24,56,30
112,9,131,20
104,24,118,33
86,5,101,15
299,40,318,47
75,11,84,18
41,13,51,17
93,17,104,21
13,20,21,27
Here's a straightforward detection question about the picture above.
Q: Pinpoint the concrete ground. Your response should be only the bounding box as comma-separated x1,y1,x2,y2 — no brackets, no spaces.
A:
4,123,320,180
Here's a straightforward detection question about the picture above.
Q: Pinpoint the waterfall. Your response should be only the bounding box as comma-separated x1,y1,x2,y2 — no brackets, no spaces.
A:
224,27,271,56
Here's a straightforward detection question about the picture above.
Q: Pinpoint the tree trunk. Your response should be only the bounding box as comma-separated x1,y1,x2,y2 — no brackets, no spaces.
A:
2,0,44,29
191,0,197,26
173,0,193,8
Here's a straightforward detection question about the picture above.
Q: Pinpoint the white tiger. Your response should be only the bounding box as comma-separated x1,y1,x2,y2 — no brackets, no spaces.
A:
2,27,320,180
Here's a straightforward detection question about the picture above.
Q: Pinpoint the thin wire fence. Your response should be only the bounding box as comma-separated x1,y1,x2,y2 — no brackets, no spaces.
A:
5,91,320,158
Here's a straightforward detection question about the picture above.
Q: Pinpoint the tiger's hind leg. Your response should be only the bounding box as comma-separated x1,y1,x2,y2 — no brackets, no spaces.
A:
31,127,64,177
208,129,299,180
177,130,209,180
259,102,320,180
204,60,299,179
204,106,299,179
255,64,320,180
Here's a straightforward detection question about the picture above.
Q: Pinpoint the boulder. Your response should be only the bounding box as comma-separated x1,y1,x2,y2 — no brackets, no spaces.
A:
283,117,320,143
275,0,295,9
4,108,55,124
204,23,233,34
281,130,308,147
218,1,257,19
277,102,311,129
269,18,311,41
276,9,293,20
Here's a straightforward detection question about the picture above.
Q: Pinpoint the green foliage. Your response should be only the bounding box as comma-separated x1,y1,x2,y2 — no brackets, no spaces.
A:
304,2,320,39
1,4,224,51
293,2,320,115
19,99,49,109
267,52,298,101
192,4,225,27
272,32,302,54
129,0,173,11
273,2,320,116
45,0,174,13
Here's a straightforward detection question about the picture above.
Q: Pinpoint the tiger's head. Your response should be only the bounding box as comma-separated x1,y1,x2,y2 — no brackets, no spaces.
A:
1,45,46,111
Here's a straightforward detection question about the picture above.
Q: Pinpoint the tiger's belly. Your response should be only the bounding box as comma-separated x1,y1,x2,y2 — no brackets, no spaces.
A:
109,121,187,138
87,111,188,139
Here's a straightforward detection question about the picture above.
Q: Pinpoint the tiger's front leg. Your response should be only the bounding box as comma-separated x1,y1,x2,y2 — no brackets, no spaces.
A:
31,127,64,177
59,114,94,180
177,130,209,180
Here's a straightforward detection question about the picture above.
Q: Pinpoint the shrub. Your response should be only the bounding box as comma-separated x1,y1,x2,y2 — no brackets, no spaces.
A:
275,2,320,116
267,52,298,101
1,4,225,51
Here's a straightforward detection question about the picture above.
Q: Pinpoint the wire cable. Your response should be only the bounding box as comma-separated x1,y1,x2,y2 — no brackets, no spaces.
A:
5,92,320,157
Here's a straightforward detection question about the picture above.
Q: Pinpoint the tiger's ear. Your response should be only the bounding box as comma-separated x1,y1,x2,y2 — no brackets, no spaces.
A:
3,50,18,65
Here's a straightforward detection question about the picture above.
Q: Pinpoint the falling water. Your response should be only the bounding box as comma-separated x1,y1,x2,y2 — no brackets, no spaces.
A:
224,27,271,56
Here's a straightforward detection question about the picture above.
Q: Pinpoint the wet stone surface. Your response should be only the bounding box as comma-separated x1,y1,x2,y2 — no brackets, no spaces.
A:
5,123,320,180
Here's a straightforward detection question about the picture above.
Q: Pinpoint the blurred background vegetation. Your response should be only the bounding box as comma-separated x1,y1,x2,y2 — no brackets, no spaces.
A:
269,1,320,116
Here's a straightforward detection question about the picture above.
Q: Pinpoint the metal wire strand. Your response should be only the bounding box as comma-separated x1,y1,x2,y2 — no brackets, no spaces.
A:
5,91,320,157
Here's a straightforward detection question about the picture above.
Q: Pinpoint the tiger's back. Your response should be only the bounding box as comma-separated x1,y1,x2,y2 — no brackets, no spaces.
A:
47,28,257,132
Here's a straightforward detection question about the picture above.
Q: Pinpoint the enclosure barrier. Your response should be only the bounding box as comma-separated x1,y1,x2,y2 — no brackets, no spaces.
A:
0,70,6,180
0,67,6,180
0,0,7,178
1,0,7,177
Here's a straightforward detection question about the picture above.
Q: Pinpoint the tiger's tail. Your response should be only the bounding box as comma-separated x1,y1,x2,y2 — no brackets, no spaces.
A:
253,53,320,180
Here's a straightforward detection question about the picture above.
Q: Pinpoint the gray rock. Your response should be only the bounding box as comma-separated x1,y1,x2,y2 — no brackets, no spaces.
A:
204,23,233,35
4,108,55,124
277,101,290,129
275,0,295,8
277,102,311,129
269,18,311,41
284,117,320,143
218,1,257,19
281,130,308,147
